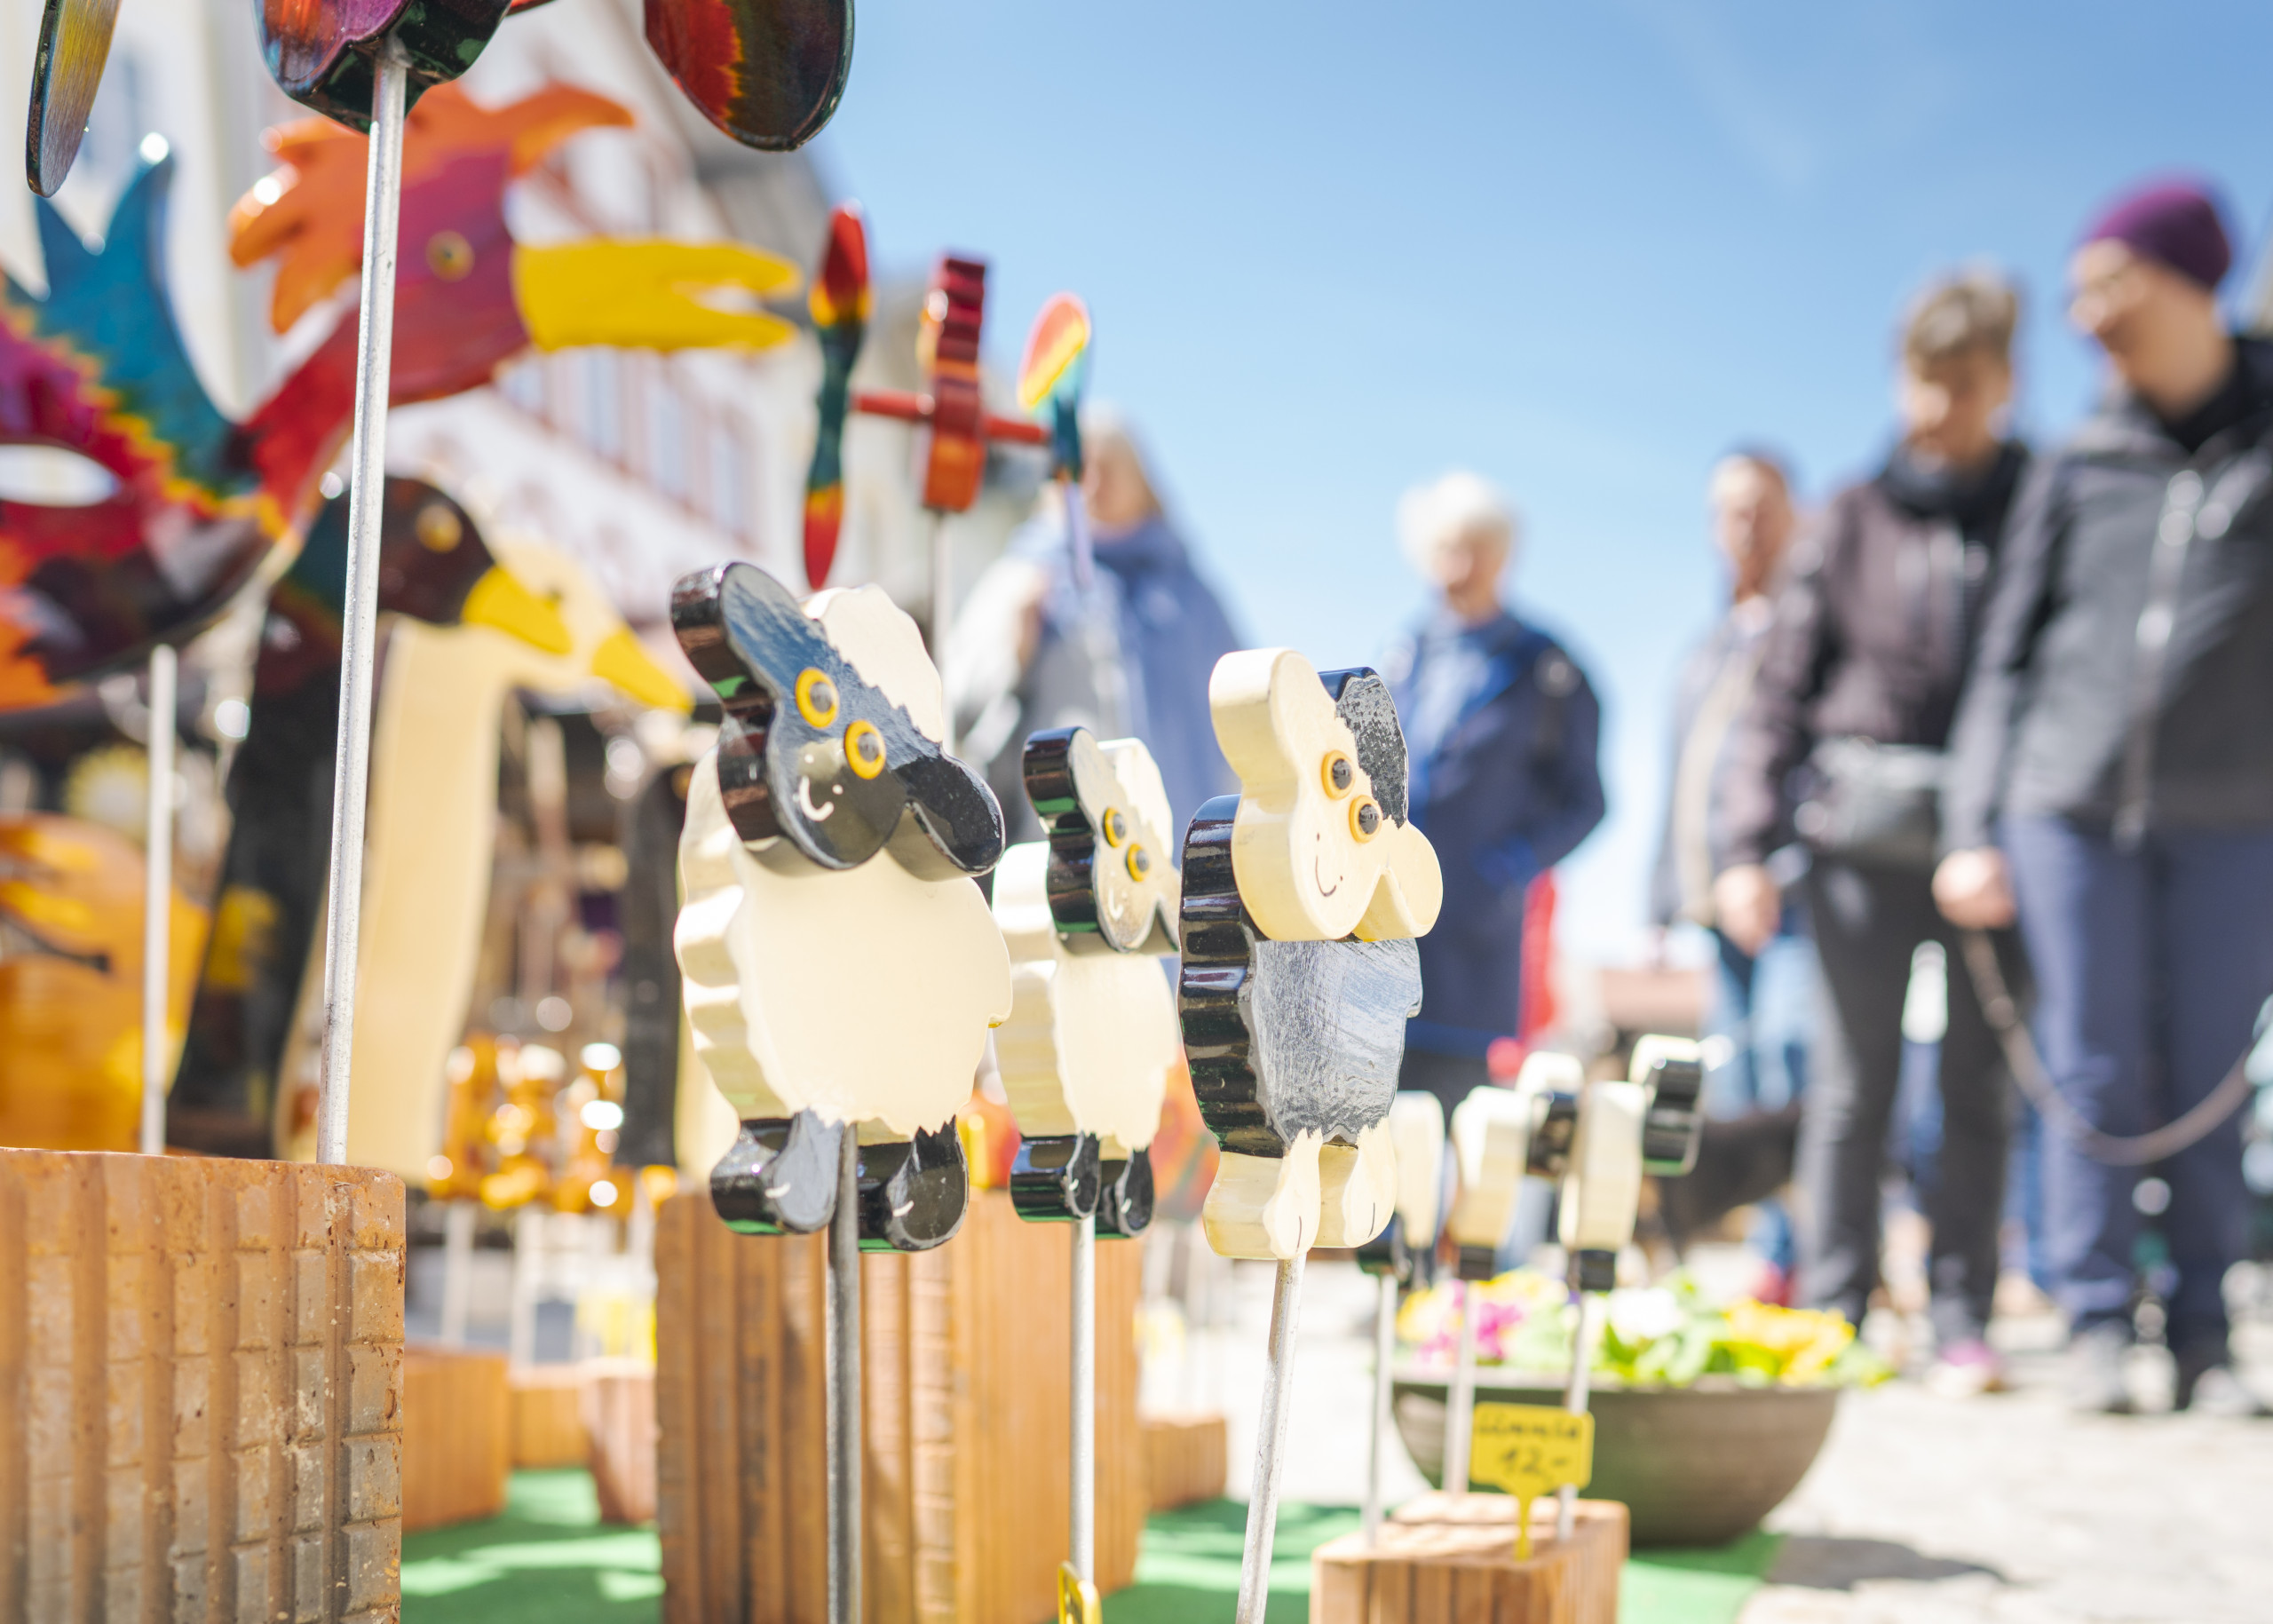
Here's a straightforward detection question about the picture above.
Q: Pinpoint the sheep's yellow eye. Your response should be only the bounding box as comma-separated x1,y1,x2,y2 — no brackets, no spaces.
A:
796,668,839,728
1321,751,1356,798
1126,844,1152,881
844,719,885,780
1101,808,1129,847
1349,796,1382,842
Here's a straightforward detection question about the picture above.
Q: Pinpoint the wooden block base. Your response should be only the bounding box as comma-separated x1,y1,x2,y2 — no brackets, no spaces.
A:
1311,1498,1626,1624
0,1149,406,1623
403,1348,510,1532
510,1364,590,1469
583,1359,658,1525
1141,1412,1228,1510
656,1188,1144,1622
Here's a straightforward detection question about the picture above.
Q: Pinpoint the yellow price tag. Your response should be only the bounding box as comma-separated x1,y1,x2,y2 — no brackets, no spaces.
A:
1057,1561,1100,1624
1469,1403,1594,1560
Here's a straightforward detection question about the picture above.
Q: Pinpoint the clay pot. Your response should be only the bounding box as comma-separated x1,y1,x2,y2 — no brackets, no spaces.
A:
1391,1372,1837,1547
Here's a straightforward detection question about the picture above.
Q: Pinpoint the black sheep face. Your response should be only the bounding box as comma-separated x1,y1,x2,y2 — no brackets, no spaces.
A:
1021,725,1179,956
670,562,1003,878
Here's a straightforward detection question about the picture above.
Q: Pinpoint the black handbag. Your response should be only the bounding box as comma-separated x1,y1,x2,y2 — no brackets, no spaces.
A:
1794,736,1944,870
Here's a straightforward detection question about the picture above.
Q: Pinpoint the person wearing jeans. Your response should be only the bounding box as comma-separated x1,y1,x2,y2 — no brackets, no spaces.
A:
1651,452,1811,1289
1716,270,2031,1395
1941,180,2273,1416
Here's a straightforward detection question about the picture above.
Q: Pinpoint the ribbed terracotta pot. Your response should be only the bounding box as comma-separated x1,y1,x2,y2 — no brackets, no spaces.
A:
1391,1372,1837,1547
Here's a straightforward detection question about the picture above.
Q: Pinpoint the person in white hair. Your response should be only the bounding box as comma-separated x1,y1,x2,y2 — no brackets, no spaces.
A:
1381,471,1605,1115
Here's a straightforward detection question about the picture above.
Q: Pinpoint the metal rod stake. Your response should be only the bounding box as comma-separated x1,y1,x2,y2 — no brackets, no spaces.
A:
826,1128,861,1624
139,644,176,1157
929,510,954,754
1363,1270,1396,1544
1558,1289,1597,1543
1070,1209,1097,1583
313,42,409,1168
1235,1252,1306,1624
440,1200,476,1348
1444,1280,1477,1496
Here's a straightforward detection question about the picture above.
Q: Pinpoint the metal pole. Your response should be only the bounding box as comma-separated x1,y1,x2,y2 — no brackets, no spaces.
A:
929,510,954,754
1363,1270,1396,1545
1443,1280,1477,1497
1070,1210,1097,1583
440,1200,476,1348
826,1127,861,1624
312,41,408,1168
508,1208,540,1370
1234,1252,1305,1624
139,644,176,1157
1557,1290,1597,1543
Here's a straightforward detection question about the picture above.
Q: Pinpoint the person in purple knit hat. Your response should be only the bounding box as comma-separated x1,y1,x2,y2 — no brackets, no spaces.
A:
1939,178,2273,1415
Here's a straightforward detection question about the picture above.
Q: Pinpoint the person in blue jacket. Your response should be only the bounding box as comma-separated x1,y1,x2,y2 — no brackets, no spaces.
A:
1382,471,1607,1114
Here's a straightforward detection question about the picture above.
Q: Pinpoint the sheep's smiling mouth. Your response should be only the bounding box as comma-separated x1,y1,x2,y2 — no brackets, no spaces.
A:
1314,854,1338,898
797,777,836,821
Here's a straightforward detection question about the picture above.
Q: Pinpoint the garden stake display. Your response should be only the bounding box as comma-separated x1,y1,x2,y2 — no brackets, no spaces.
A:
1441,1051,1581,1494
994,726,1181,1622
1355,1090,1445,1543
1179,649,1445,1622
672,561,1012,1624
1437,1040,1703,1529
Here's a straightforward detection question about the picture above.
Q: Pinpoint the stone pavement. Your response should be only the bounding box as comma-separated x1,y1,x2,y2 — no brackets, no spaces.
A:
1171,1248,2273,1624
1742,1315,2273,1623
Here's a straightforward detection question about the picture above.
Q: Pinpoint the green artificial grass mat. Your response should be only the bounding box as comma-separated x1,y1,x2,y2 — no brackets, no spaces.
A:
1108,1499,1357,1622
1623,1531,1786,1624
400,1470,661,1623
402,1475,1781,1623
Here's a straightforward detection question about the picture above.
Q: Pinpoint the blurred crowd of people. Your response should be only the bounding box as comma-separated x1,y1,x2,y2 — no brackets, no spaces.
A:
949,177,2272,1421
1678,177,2272,1419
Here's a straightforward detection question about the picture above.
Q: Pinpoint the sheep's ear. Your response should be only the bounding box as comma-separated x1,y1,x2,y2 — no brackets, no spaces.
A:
887,754,1004,879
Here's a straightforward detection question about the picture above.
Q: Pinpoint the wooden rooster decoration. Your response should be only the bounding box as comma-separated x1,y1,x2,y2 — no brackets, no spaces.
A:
0,85,795,710
1178,648,1444,1623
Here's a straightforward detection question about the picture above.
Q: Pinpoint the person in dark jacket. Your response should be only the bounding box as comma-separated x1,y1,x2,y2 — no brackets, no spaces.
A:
1651,449,1811,1287
948,411,1242,842
1715,270,2030,1394
1382,471,1605,1116
1938,182,2273,1416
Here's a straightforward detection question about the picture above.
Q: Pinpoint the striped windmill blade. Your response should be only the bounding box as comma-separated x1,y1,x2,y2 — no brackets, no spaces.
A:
26,0,123,196
645,0,854,153
1017,293,1092,483
802,201,869,589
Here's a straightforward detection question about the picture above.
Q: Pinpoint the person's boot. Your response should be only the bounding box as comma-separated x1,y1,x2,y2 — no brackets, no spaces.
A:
2065,1321,2134,1414
2174,1342,2271,1418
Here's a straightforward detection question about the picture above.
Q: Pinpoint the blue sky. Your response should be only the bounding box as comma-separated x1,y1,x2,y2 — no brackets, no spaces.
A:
817,2,2273,957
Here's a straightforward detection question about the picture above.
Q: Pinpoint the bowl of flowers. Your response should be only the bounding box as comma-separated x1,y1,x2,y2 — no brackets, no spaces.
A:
1390,1271,1886,1547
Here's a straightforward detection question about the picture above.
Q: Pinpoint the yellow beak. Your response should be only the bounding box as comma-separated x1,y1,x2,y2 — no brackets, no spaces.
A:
512,241,802,353
591,628,692,712
461,566,573,654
